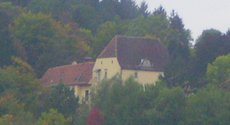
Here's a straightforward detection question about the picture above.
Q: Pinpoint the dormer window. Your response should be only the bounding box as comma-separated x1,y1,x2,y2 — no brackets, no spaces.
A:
139,58,152,69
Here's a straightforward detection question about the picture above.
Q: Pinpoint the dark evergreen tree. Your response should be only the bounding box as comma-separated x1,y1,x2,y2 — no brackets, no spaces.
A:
0,2,23,67
138,1,150,17
118,0,139,19
153,5,167,17
44,83,79,118
161,11,192,88
168,10,191,59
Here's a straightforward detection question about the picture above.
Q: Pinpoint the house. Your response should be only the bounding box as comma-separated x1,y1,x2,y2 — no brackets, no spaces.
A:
92,36,169,84
41,36,169,102
40,60,94,102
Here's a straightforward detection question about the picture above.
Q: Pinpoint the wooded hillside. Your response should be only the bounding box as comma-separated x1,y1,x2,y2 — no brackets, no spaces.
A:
1,0,230,124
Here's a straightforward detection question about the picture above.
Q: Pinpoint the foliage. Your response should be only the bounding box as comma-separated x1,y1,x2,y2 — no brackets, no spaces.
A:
182,84,230,125
206,54,230,88
36,109,71,125
87,107,105,125
0,92,36,125
0,2,23,66
91,77,144,125
194,29,230,76
74,103,90,125
43,83,79,118
0,57,40,96
144,86,186,125
91,77,186,125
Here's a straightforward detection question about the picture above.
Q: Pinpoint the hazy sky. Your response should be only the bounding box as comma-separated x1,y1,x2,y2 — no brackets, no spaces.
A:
135,0,230,40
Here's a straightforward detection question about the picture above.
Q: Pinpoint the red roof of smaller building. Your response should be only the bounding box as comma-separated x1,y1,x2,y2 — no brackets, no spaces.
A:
40,62,94,86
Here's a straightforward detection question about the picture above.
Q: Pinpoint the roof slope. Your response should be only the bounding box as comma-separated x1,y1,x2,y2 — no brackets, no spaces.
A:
98,36,169,71
41,62,94,86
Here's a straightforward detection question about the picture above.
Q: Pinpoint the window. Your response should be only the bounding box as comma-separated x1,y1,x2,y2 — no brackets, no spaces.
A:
85,90,89,101
104,69,108,78
94,69,101,82
97,72,101,82
134,72,138,78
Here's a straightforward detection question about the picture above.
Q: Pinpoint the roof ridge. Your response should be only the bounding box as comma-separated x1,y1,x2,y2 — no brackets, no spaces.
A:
48,62,94,70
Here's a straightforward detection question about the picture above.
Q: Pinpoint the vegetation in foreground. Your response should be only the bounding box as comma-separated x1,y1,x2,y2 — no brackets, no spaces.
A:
1,0,230,124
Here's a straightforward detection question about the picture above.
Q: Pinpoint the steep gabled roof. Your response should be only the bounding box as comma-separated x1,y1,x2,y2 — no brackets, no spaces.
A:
41,62,94,86
98,36,169,71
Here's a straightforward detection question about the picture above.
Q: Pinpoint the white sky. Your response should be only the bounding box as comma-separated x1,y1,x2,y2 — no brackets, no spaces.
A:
135,0,230,40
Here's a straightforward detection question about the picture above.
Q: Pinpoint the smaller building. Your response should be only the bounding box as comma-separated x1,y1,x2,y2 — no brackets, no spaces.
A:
41,61,94,102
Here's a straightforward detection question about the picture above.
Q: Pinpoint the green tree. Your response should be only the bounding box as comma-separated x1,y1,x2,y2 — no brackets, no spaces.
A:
182,84,230,125
0,0,32,6
36,109,71,125
0,57,42,116
206,53,230,88
92,21,120,57
118,0,139,19
0,2,23,66
143,86,186,125
189,29,230,88
44,83,79,118
10,11,91,77
138,1,150,17
0,57,40,96
72,4,101,32
0,92,36,125
91,77,145,125
9,12,58,67
194,29,225,77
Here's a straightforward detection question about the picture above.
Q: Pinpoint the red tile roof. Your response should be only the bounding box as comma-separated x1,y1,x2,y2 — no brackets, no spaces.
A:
98,36,169,71
40,62,94,86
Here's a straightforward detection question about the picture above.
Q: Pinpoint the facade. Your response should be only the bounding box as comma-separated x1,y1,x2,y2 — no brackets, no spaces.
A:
40,61,94,102
93,36,169,84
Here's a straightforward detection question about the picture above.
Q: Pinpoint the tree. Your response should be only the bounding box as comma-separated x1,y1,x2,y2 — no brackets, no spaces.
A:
0,57,40,96
206,53,230,88
118,0,139,19
182,84,230,125
194,29,224,76
44,83,79,118
92,21,120,57
0,57,42,116
153,5,167,17
161,11,193,88
28,0,77,23
91,77,145,125
168,10,191,59
9,12,58,67
10,11,91,77
143,86,186,125
138,1,150,17
0,2,23,66
72,4,101,32
0,0,32,6
0,92,36,125
87,107,105,125
36,109,71,125
98,0,120,21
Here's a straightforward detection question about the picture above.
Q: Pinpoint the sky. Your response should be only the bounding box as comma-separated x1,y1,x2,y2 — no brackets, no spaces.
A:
135,0,230,41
